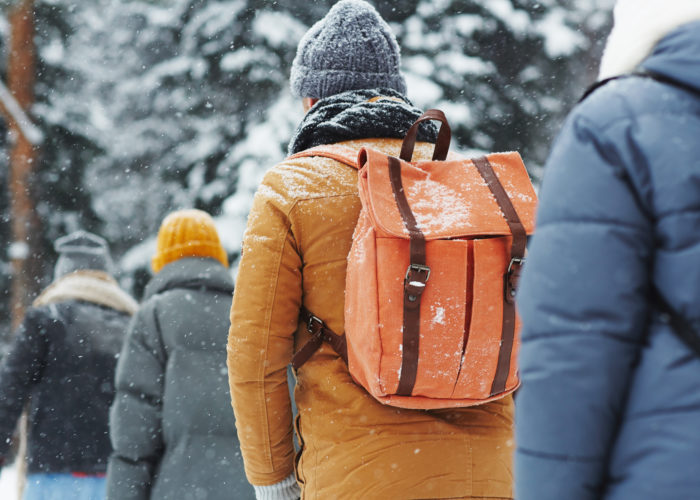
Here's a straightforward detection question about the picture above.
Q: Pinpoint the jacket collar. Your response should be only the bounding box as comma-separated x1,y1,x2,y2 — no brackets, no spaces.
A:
599,0,700,82
144,257,234,299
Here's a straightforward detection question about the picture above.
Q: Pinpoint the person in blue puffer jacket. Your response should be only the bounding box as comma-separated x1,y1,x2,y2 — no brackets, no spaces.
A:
515,1,700,499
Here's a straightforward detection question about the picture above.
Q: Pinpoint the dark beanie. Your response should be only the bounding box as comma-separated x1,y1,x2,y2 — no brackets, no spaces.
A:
53,230,114,281
290,0,407,99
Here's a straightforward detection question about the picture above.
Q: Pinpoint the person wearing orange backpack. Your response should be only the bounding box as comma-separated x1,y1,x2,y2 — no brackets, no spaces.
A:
227,1,516,499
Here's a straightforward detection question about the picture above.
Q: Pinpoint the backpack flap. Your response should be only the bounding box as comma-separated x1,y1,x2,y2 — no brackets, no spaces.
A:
357,147,537,239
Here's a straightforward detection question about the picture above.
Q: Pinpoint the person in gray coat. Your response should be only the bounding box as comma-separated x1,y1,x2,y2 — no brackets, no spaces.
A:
106,209,253,499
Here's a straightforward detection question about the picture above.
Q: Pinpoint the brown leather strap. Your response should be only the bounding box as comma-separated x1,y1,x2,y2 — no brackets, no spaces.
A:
291,308,348,370
400,109,452,163
388,156,429,396
388,157,427,270
472,156,527,295
472,156,526,396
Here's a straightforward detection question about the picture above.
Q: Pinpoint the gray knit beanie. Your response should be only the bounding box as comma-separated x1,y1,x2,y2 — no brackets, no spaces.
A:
53,230,114,281
290,0,407,99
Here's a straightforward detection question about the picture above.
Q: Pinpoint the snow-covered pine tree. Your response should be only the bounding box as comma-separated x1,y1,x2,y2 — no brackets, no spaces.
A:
383,0,612,163
22,0,309,296
0,0,612,336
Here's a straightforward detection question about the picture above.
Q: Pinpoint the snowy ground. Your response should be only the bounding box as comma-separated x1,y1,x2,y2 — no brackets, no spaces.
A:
0,461,19,500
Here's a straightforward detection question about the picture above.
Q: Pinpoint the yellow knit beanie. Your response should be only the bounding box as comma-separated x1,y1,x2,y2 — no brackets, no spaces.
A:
151,209,229,273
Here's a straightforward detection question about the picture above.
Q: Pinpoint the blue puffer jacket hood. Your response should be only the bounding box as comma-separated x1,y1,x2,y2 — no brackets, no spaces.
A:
642,22,700,94
515,19,700,500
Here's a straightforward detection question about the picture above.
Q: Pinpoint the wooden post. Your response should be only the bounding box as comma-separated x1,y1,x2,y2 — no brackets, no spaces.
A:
6,0,40,330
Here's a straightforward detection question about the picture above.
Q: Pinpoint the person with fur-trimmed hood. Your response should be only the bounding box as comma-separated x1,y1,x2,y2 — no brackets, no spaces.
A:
515,2,700,499
0,231,137,499
107,209,253,499
227,1,515,499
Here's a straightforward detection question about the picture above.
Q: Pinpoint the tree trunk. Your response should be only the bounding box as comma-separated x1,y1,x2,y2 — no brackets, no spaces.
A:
5,4,39,494
7,0,40,331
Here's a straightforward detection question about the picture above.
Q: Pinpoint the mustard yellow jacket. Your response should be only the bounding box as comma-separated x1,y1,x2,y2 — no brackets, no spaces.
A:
228,138,514,499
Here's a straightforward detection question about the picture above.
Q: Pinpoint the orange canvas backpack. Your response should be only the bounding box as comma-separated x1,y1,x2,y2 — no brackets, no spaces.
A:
289,110,537,409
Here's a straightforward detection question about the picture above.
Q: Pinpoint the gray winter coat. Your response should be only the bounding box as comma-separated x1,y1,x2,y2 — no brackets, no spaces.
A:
107,258,252,499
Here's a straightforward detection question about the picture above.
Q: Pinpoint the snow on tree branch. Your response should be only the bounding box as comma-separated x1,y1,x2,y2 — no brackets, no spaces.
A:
0,78,44,145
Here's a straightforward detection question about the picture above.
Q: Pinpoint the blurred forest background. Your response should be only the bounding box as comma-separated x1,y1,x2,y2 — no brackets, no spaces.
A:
0,0,613,341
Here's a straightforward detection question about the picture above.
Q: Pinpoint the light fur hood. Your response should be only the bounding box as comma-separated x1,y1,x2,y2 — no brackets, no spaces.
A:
34,270,138,315
599,0,700,80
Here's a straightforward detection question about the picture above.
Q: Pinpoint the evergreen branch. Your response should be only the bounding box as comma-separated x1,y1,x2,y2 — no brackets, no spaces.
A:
0,78,44,145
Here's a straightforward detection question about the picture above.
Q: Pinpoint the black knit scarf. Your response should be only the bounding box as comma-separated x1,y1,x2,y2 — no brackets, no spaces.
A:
288,88,438,155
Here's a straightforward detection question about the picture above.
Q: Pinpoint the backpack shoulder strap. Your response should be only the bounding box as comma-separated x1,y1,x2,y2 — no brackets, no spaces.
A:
47,303,68,338
654,287,700,358
580,70,700,103
285,145,357,371
640,70,700,98
579,75,624,102
287,144,359,169
292,308,347,370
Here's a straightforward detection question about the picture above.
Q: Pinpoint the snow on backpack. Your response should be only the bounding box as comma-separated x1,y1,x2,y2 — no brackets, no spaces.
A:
289,109,537,409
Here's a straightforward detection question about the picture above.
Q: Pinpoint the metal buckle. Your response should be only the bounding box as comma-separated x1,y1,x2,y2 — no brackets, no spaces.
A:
306,314,324,335
404,264,431,283
507,257,524,275
505,257,525,302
